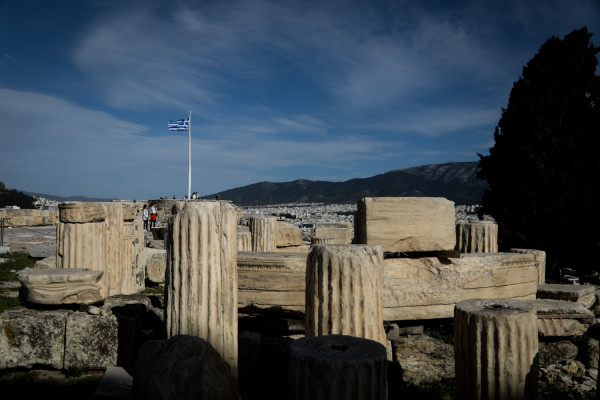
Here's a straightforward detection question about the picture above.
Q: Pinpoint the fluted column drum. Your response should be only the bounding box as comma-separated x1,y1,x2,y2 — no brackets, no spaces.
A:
288,335,387,400
165,201,238,377
310,236,334,245
237,231,252,251
305,244,385,345
454,298,538,400
456,221,498,253
249,216,276,252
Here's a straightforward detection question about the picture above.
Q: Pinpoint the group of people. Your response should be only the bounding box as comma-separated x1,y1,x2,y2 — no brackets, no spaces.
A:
142,203,157,232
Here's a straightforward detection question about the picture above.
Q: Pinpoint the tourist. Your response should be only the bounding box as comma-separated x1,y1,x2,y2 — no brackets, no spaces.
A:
142,204,149,232
216,192,221,200
149,203,158,230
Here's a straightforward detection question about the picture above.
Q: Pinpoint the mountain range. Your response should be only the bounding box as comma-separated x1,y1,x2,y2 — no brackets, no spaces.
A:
201,161,487,205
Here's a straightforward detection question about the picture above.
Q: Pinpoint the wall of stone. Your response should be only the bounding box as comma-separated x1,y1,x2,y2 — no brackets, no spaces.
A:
0,209,58,226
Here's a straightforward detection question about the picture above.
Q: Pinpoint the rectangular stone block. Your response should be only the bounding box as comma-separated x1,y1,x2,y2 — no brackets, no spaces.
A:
355,197,456,252
537,284,596,308
0,308,71,369
64,312,119,369
314,222,353,244
528,298,595,337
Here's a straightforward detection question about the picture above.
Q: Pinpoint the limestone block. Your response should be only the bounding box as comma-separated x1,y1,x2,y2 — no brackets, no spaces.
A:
383,252,538,320
238,251,307,313
29,244,57,258
311,236,334,245
59,201,106,223
275,221,303,247
237,230,252,251
511,248,546,284
132,335,236,400
537,284,596,308
314,221,353,244
528,298,595,337
165,201,238,377
64,312,119,369
305,244,386,345
355,197,456,252
455,221,498,253
289,334,387,400
33,256,57,269
249,215,276,251
17,268,108,305
454,298,538,400
0,308,71,369
137,248,166,284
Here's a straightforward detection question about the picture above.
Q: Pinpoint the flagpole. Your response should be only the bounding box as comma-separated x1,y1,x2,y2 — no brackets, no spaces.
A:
188,109,191,200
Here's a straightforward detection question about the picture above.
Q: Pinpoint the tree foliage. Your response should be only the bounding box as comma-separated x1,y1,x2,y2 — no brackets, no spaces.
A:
0,181,36,209
478,27,600,277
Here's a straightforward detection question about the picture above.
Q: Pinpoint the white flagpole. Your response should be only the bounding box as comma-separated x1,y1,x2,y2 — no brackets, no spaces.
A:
188,109,192,200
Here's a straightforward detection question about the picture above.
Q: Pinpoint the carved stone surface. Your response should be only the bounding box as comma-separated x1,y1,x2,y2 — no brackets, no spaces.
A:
249,216,276,252
355,197,456,252
57,201,145,296
0,308,71,369
275,221,303,247
455,221,498,253
511,248,546,284
17,268,108,305
527,298,595,337
33,256,57,269
137,248,166,284
314,222,353,244
165,201,238,377
238,251,307,313
133,335,236,400
289,334,387,400
311,236,334,245
64,312,119,369
537,284,596,308
237,230,252,251
305,245,385,345
454,298,538,400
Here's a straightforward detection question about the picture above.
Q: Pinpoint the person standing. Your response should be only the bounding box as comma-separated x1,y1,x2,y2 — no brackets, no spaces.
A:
149,203,158,230
142,204,149,232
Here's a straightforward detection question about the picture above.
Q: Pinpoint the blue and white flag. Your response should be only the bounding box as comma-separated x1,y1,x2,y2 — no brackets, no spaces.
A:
168,118,189,131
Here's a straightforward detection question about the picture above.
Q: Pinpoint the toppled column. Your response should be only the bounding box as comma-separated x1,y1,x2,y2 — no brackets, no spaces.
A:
305,244,385,345
455,221,498,253
165,201,238,377
311,237,334,245
288,334,387,400
249,216,276,252
511,249,546,284
454,298,538,400
57,202,144,296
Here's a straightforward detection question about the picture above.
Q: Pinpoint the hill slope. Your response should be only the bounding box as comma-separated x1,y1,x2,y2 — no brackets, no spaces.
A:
204,161,486,205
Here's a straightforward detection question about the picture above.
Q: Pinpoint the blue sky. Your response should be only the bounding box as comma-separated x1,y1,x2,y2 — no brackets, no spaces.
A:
1,0,598,200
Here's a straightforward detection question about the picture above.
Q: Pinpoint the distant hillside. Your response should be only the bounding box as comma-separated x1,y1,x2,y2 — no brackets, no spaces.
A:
0,181,37,209
22,191,115,203
203,161,487,205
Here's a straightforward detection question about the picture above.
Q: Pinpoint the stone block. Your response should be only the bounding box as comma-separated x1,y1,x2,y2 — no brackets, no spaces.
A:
59,201,106,223
29,244,56,258
511,249,546,284
64,311,119,369
275,221,303,247
33,256,57,269
537,284,597,308
528,298,595,337
0,308,71,369
137,248,166,284
355,197,455,252
17,268,109,305
314,222,353,244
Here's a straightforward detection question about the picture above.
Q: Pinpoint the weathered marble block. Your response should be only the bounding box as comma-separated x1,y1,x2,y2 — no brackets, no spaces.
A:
166,201,238,377
17,268,108,305
275,221,303,247
528,298,595,337
355,197,456,252
455,221,498,253
537,284,596,308
237,230,252,251
455,298,538,400
314,222,353,244
0,308,72,369
29,244,57,259
511,248,546,284
137,248,166,284
289,335,387,400
249,216,276,252
64,312,119,369
306,244,385,345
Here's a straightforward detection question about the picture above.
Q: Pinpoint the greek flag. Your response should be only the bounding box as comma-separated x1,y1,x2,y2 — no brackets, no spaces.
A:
168,118,189,131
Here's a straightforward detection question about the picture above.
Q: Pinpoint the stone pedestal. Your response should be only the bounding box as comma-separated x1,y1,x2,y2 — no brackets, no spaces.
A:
305,244,385,345
288,334,387,400
454,298,538,400
511,249,546,284
165,201,238,378
456,221,498,253
249,216,276,252
311,237,334,245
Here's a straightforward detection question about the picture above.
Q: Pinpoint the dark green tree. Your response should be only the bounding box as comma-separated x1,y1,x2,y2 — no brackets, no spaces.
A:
478,27,600,279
